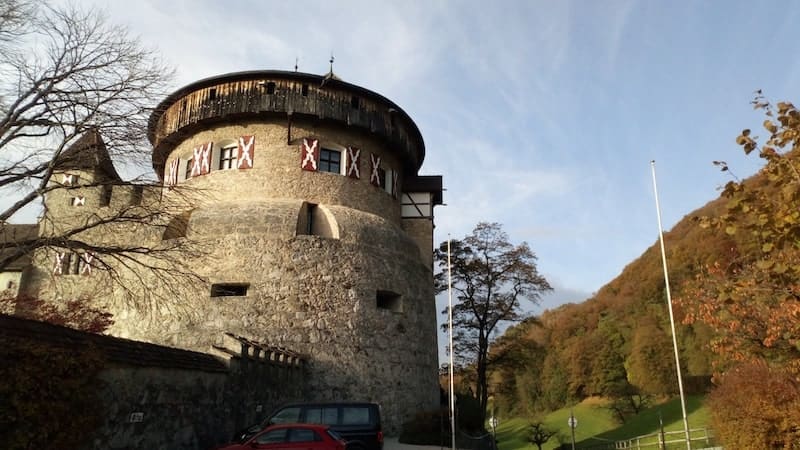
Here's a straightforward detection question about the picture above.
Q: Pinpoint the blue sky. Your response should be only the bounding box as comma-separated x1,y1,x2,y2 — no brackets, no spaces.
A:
61,0,800,351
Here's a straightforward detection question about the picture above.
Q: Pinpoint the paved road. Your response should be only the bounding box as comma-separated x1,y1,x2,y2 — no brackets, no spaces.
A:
383,437,450,450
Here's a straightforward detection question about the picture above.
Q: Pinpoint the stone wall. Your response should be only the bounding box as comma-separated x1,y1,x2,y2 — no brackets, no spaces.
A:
1,314,305,450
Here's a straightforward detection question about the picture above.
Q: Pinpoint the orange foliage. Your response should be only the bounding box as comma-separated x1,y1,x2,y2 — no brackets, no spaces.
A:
708,361,800,450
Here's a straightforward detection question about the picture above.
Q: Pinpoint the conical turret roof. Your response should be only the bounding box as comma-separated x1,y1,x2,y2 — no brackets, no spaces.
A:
56,129,121,182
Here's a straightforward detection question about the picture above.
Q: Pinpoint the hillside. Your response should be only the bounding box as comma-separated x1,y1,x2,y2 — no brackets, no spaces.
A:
491,187,735,416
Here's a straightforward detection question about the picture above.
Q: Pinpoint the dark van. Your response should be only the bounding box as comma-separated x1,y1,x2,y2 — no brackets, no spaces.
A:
236,402,383,450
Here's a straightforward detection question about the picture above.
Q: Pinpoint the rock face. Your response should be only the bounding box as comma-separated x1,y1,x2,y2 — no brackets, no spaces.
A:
25,70,444,434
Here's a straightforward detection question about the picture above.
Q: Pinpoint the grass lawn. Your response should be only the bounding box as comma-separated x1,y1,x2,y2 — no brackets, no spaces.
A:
494,395,710,450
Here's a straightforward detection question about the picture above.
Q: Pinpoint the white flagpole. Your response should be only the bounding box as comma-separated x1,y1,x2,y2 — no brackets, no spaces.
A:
650,161,692,450
447,237,456,450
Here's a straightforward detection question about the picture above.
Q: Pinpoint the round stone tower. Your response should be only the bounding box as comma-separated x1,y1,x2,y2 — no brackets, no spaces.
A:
148,70,443,433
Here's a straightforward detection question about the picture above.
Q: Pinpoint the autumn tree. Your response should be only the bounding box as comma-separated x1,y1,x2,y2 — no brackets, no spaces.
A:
678,94,800,445
434,222,552,422
0,0,201,304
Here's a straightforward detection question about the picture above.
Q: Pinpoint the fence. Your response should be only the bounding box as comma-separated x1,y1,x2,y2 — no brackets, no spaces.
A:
613,427,716,449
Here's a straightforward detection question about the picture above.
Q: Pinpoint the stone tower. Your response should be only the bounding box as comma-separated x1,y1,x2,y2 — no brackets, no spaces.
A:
25,70,443,434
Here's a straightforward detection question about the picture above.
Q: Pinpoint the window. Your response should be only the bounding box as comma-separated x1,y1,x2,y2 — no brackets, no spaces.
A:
305,407,338,425
209,88,217,100
376,290,402,312
288,429,320,442
219,144,237,170
296,203,339,238
210,283,249,297
70,196,85,206
266,81,276,94
270,407,301,424
255,429,288,444
130,185,143,206
100,185,112,206
183,157,193,180
301,83,309,96
342,407,371,425
350,96,360,109
58,252,92,276
319,148,341,174
377,168,386,189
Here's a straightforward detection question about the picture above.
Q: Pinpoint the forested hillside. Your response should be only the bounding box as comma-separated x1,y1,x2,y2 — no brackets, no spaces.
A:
491,194,726,417
491,98,800,448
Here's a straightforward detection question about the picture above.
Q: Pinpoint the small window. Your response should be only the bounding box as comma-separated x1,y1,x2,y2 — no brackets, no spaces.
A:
183,157,194,180
219,144,237,170
376,290,402,312
130,185,143,206
266,82,276,94
350,96,360,109
99,185,112,206
70,196,85,207
209,88,217,100
377,168,386,189
319,148,341,174
301,83,309,96
210,283,249,297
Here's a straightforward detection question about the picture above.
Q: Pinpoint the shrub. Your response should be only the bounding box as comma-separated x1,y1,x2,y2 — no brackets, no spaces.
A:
708,361,800,449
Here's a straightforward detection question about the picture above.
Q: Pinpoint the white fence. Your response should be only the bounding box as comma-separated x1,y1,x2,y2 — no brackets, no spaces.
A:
614,427,716,449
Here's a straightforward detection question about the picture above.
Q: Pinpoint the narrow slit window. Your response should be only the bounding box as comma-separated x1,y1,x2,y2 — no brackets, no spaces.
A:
211,283,249,297
100,185,112,206
301,84,309,97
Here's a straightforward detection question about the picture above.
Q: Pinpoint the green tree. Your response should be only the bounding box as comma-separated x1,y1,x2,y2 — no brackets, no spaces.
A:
626,318,677,396
434,222,552,422
527,422,557,450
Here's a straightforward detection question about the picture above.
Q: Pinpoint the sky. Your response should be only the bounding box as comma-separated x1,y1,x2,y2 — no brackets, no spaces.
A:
47,0,800,357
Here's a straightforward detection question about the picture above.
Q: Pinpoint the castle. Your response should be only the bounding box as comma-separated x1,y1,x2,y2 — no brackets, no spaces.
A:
7,70,444,434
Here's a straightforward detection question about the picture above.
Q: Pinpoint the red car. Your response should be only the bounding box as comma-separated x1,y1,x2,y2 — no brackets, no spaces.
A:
216,423,347,450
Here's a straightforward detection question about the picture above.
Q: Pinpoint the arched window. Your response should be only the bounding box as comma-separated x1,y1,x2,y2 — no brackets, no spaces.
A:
296,203,339,239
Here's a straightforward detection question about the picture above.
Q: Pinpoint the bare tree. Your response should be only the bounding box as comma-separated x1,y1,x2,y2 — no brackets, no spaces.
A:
0,0,201,306
434,222,552,423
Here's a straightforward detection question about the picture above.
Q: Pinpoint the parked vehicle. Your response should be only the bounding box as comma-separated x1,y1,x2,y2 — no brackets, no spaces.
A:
235,402,383,450
216,423,346,450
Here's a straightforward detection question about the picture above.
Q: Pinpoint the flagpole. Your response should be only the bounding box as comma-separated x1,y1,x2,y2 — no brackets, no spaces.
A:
650,161,692,450
447,237,456,450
